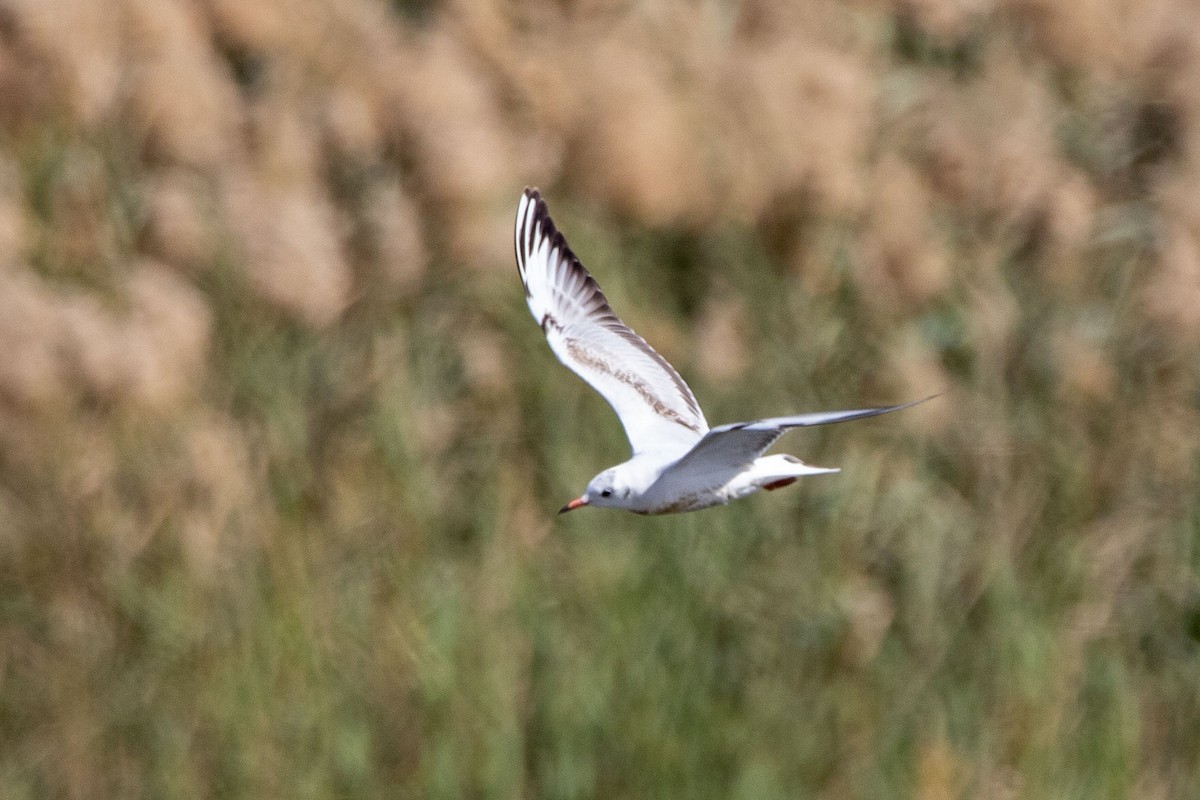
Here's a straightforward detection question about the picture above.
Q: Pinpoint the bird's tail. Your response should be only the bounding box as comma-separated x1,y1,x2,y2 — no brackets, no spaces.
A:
756,454,839,490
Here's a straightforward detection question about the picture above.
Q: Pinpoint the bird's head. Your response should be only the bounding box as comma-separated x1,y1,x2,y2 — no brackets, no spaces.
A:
560,468,627,513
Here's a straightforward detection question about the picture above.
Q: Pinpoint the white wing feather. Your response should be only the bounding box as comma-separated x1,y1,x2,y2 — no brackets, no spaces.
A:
515,188,707,456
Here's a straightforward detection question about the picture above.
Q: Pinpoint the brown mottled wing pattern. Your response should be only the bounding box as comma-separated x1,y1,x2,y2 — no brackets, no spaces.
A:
515,188,708,456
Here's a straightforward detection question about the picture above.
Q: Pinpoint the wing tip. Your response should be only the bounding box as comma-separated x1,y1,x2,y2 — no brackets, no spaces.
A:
518,188,594,298
513,186,709,438
516,187,546,287
888,394,941,414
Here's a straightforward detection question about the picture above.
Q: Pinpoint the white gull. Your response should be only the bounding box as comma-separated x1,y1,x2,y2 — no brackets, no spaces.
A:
515,188,930,515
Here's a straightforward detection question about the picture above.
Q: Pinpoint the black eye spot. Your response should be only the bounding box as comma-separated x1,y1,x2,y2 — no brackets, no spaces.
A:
600,489,612,498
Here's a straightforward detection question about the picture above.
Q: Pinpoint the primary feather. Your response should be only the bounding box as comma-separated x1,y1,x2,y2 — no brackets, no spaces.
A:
515,188,707,456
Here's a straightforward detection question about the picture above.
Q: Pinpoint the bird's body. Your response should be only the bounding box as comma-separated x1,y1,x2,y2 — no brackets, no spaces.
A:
614,452,836,515
515,187,928,515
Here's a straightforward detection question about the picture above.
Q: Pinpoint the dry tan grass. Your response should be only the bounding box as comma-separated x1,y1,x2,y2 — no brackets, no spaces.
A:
0,0,1198,796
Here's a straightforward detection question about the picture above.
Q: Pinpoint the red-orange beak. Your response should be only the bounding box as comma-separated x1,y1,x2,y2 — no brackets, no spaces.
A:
559,496,588,514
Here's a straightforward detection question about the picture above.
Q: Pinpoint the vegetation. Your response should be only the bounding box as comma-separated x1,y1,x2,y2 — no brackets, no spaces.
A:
0,0,1197,797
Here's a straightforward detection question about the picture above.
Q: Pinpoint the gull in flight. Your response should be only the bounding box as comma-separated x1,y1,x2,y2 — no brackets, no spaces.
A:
515,188,930,515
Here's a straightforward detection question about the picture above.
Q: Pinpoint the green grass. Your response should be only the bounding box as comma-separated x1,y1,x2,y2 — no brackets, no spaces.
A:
1,15,1200,792
2,200,1197,798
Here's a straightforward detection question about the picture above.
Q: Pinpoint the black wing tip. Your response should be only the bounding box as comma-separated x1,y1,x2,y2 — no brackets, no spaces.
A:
516,186,605,307
889,393,941,412
517,185,707,429
517,188,578,266
516,187,547,285
525,191,604,299
841,394,939,419
845,394,941,416
518,187,563,256
843,394,940,423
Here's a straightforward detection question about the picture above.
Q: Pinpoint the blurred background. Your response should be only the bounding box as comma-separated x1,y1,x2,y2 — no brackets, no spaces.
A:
0,0,1198,797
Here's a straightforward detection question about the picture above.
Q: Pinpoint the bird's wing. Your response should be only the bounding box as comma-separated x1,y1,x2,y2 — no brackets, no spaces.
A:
656,397,934,483
515,188,708,456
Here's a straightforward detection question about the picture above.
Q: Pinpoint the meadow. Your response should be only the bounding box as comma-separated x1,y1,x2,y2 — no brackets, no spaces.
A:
0,0,1198,797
